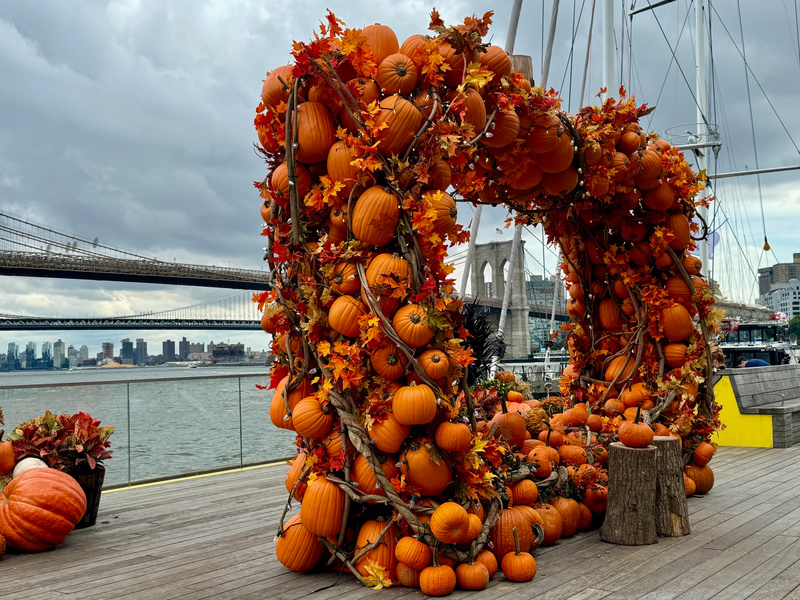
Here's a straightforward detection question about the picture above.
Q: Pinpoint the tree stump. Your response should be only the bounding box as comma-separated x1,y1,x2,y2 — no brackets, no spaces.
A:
600,442,657,546
652,436,691,537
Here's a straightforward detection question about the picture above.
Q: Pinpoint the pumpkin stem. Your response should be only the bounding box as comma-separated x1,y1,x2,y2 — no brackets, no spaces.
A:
432,539,440,568
512,526,520,556
634,403,642,424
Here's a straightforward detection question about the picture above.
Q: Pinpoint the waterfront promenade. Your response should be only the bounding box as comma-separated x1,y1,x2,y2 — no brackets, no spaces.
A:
2,445,800,599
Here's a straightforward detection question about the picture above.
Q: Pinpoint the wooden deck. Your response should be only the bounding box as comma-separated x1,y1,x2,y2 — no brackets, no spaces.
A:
3,446,800,599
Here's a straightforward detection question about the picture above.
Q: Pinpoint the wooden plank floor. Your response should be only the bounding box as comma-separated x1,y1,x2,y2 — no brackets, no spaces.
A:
3,446,800,599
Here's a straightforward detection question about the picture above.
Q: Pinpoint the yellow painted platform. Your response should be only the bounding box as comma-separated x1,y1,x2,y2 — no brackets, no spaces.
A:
713,375,773,447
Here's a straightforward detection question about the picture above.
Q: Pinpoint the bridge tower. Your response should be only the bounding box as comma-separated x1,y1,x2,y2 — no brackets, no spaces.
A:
469,240,531,359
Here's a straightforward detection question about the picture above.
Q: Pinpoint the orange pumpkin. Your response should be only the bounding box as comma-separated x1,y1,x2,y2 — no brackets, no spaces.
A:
664,343,687,368
684,463,714,494
328,295,367,338
300,475,345,537
692,442,716,467
662,303,695,341
395,536,431,570
271,162,311,201
371,342,409,380
291,396,333,440
377,53,418,95
435,421,472,454
368,413,410,454
550,497,581,537
478,44,512,77
0,469,87,551
295,102,336,164
535,504,563,545
392,383,437,425
393,304,434,348
430,502,469,544
374,95,424,157
351,186,400,247
400,438,452,496
276,513,325,571
355,519,400,577
261,64,294,108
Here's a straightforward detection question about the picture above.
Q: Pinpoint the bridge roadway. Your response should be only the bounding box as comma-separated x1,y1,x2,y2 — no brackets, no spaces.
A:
0,317,262,331
0,252,270,290
463,295,570,321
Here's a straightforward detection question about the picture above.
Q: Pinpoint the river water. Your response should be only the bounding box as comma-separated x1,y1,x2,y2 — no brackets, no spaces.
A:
0,365,295,486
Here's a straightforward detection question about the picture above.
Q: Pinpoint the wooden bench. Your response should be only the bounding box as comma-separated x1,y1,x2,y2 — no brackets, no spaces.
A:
720,364,800,448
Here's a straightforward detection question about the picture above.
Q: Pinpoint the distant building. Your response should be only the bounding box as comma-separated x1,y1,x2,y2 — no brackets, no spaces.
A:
53,339,66,368
178,337,190,360
41,341,52,362
6,343,19,370
526,274,558,307
758,253,800,296
25,342,36,368
189,342,205,354
135,339,147,365
79,345,89,364
163,340,176,362
102,342,114,359
761,279,800,320
212,343,244,362
121,338,134,364
67,345,79,368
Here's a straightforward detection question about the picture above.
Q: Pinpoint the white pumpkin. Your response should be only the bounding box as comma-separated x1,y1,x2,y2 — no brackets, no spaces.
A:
12,457,49,478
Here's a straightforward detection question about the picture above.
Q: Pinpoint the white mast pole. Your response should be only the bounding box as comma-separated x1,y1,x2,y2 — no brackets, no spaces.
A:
696,0,709,277
459,0,524,299
495,0,560,369
602,0,616,99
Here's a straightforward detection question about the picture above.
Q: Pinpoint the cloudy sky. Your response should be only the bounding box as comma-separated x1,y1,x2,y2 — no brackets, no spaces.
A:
1,0,799,355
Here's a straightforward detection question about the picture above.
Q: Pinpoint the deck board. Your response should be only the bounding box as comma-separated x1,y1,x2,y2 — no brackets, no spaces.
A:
4,448,800,599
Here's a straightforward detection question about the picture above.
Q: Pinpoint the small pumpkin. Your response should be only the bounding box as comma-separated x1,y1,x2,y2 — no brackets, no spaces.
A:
618,406,654,448
420,561,456,597
11,457,48,479
430,502,469,544
419,349,450,379
374,95,424,157
475,549,498,579
355,519,400,577
371,342,409,380
368,413,411,454
276,513,325,571
393,304,434,348
456,561,490,590
692,442,716,467
400,438,452,497
510,479,539,506
376,53,418,95
291,396,333,440
435,421,472,453
396,562,421,588
328,295,367,338
395,536,431,570
0,437,15,476
392,383,437,426
684,463,714,494
501,528,537,582
662,303,695,342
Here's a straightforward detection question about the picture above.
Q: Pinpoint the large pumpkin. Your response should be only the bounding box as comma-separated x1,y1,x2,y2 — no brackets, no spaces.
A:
0,468,87,551
351,186,401,247
300,475,345,537
295,101,336,164
684,463,714,495
374,95,424,157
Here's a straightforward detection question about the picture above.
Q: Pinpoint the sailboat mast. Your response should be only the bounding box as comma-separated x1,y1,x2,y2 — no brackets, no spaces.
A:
603,0,617,98
459,0,524,298
696,0,710,277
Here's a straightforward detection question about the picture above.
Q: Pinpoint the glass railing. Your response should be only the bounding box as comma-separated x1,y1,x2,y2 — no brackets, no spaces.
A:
0,373,296,487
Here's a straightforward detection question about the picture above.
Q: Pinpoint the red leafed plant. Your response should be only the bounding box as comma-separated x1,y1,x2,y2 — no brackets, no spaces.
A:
9,411,114,473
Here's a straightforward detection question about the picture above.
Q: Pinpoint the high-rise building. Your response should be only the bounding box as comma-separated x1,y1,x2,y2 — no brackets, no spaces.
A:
121,338,134,364
102,342,114,359
178,337,190,360
67,345,79,367
53,339,66,368
135,338,147,365
25,342,36,368
758,253,800,296
79,345,89,364
7,342,18,360
762,279,800,320
163,340,176,361
41,342,52,361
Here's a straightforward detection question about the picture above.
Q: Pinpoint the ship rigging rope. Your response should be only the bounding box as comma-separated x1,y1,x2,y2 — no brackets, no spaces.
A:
638,0,714,131
709,2,800,156
736,0,771,260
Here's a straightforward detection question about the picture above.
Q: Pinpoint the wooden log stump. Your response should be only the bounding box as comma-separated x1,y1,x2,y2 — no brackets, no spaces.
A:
600,442,657,546
652,435,691,537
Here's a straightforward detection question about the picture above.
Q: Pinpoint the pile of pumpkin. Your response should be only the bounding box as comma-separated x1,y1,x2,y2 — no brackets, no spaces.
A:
0,435,88,556
255,10,719,593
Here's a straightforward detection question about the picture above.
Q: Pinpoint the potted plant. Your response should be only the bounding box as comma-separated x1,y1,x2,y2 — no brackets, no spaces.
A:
8,411,114,528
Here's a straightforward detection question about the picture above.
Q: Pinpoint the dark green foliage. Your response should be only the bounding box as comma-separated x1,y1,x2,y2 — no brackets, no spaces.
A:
461,299,505,387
